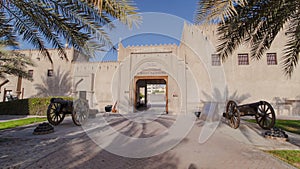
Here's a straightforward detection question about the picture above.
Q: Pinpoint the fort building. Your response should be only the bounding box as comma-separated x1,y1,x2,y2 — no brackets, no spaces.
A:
2,23,300,116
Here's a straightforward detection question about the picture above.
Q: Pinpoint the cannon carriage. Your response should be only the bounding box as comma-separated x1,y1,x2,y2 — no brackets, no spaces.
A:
223,100,276,129
47,98,89,126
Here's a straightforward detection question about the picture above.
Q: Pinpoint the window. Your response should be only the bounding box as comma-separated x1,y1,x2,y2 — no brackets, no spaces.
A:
211,54,221,66
267,53,277,65
79,91,87,99
28,70,33,78
47,69,53,77
238,53,249,65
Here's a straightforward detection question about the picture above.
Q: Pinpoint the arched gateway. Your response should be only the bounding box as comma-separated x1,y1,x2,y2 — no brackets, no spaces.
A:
110,44,199,114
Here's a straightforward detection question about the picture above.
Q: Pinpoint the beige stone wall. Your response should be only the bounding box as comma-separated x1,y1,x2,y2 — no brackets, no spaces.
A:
0,48,88,101
181,23,300,116
179,23,226,115
193,24,300,99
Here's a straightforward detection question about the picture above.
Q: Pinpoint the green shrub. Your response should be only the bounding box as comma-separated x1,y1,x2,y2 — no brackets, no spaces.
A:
0,97,73,116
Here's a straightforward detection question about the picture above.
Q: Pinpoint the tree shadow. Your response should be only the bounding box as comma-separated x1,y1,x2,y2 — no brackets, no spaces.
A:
15,114,182,169
33,68,71,97
101,113,176,139
200,86,251,122
27,137,180,169
201,87,251,104
195,87,252,143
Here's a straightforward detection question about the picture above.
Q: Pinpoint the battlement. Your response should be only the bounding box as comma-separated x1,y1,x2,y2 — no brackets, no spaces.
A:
125,43,177,49
10,47,89,63
117,43,178,61
181,22,219,47
124,43,178,54
13,48,74,52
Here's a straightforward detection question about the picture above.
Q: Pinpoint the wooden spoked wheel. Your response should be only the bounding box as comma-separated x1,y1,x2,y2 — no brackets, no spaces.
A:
226,100,240,129
255,101,276,129
47,102,65,126
72,99,89,126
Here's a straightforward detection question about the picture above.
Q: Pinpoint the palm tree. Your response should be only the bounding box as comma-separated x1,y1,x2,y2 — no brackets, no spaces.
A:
0,10,34,79
0,0,139,78
195,0,300,76
0,47,34,79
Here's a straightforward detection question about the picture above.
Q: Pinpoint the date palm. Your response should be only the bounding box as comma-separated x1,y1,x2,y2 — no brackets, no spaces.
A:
0,11,34,79
195,0,300,76
0,0,139,78
0,47,34,79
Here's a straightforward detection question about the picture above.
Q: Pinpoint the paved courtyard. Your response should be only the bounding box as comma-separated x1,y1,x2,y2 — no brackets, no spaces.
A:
0,114,299,169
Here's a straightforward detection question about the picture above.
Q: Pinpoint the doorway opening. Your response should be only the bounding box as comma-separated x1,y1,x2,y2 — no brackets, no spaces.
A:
134,76,168,113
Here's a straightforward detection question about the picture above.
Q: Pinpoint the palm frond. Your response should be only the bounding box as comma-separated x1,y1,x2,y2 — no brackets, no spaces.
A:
0,11,18,47
196,0,300,76
217,1,294,60
0,0,140,65
248,1,292,60
87,0,141,28
0,9,34,80
195,0,247,24
282,11,300,76
0,48,34,80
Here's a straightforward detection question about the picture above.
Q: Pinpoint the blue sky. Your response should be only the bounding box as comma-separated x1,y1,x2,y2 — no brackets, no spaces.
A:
20,0,198,49
136,0,198,22
117,0,198,47
20,0,199,60
96,0,199,61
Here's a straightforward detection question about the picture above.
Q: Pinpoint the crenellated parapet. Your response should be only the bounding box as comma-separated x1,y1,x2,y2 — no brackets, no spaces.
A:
118,43,178,62
11,48,89,63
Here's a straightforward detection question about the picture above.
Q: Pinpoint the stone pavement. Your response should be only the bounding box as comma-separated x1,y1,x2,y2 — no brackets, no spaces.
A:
0,114,299,169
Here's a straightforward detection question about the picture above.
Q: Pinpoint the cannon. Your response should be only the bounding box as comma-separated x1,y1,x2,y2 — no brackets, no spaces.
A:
223,100,276,129
47,98,89,126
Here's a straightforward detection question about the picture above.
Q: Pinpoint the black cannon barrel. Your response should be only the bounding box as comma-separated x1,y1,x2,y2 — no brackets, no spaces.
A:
50,98,72,106
237,101,267,116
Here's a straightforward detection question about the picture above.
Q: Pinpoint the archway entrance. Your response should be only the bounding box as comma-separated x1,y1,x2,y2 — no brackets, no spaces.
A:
134,76,168,113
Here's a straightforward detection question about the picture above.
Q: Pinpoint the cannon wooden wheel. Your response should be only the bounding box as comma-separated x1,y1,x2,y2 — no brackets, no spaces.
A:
72,99,89,126
47,102,65,126
226,100,240,129
255,101,276,129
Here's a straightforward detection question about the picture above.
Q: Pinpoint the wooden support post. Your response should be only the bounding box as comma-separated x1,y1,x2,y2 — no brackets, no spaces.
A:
145,84,147,106
3,88,6,102
165,78,168,114
0,79,9,92
16,75,22,99
21,88,24,99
